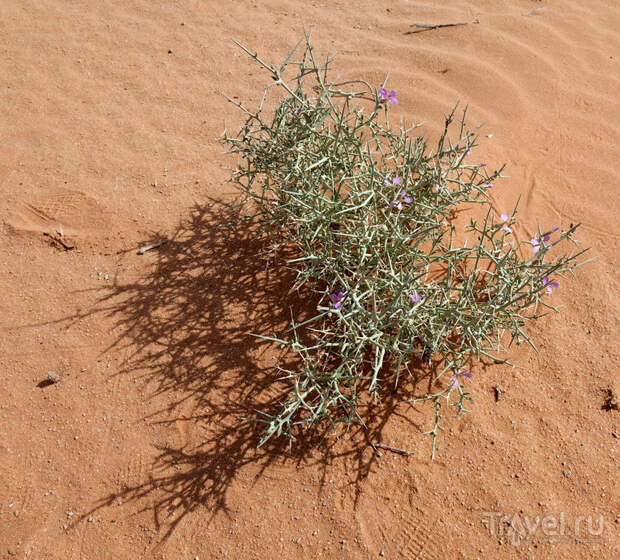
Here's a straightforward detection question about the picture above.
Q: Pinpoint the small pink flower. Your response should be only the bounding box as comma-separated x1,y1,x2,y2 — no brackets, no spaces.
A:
450,370,473,390
389,181,412,210
500,213,512,233
409,291,423,304
380,88,398,104
542,277,559,294
530,233,551,253
385,176,402,186
330,291,345,309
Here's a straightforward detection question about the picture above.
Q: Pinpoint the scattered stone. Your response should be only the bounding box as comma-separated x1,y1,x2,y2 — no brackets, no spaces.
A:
602,388,619,411
37,371,60,388
493,386,501,402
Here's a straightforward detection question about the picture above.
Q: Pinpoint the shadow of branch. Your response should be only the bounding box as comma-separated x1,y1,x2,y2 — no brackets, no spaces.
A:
75,199,432,541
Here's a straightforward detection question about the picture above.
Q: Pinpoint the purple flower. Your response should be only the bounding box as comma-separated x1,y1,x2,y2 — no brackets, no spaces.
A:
433,183,441,193
390,183,412,210
330,291,345,309
500,213,512,233
542,276,559,294
293,107,304,116
531,226,561,252
484,183,493,189
530,233,551,253
450,370,473,390
465,150,472,156
385,176,402,186
479,163,487,167
409,291,423,304
380,88,398,105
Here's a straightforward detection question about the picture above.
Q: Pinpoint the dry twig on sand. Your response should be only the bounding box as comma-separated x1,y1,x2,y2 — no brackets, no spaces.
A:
137,240,168,254
372,443,415,456
43,232,75,251
522,7,547,17
407,19,480,33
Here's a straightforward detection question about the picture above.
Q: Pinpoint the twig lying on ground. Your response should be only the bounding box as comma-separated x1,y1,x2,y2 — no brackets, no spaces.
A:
602,388,619,411
43,232,75,251
408,19,480,33
137,240,168,254
493,386,502,402
522,7,546,16
374,443,415,456
369,442,382,457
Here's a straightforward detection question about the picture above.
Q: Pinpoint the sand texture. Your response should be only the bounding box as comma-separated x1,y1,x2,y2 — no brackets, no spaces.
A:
0,1,618,558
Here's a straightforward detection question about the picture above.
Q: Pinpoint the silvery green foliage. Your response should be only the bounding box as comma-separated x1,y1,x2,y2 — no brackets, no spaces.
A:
222,35,586,457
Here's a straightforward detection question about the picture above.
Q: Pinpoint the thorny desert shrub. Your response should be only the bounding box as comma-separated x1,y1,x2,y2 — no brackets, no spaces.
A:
221,35,588,457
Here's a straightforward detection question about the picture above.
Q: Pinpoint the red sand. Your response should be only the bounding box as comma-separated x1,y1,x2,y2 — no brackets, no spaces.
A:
1,1,618,558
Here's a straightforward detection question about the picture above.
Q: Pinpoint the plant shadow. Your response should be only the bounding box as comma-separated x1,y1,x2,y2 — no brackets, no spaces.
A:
76,199,433,542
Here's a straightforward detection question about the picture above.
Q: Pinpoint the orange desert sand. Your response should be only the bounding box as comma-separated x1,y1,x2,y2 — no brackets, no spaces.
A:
0,1,618,559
